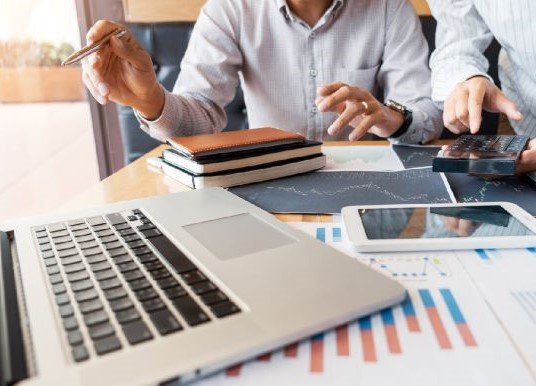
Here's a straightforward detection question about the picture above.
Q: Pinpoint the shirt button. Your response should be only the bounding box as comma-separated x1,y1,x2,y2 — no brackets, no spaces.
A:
310,69,318,77
312,106,318,113
310,31,316,39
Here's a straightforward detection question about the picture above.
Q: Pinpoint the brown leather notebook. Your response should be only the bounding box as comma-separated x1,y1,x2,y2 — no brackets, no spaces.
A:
167,127,305,159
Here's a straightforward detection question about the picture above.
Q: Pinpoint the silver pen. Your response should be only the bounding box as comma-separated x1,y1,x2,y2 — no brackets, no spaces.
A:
61,28,126,66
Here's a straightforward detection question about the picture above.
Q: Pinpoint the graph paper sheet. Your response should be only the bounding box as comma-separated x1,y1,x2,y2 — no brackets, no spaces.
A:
195,222,534,386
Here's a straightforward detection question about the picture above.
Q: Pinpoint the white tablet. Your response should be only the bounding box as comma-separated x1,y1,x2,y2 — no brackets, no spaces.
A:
342,202,536,252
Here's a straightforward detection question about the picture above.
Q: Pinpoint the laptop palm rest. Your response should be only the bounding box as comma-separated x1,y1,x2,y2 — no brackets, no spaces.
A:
183,213,296,261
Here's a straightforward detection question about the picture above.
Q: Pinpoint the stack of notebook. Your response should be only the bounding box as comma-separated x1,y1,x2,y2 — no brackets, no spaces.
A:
158,127,326,189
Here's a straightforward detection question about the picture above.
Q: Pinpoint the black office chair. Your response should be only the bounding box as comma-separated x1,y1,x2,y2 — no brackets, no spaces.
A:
117,17,502,164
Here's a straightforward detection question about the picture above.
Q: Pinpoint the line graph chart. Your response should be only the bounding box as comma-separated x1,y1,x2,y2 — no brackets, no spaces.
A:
392,145,441,169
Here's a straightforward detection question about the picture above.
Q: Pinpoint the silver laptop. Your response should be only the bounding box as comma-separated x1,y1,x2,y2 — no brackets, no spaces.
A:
1,188,405,385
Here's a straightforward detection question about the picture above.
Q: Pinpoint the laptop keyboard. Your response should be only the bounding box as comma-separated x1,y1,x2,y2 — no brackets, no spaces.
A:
33,210,241,363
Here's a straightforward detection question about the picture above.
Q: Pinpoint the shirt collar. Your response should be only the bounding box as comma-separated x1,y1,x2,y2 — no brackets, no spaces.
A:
277,0,344,23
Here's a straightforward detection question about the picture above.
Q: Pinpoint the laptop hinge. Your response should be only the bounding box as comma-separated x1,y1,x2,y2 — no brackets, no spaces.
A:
0,231,29,386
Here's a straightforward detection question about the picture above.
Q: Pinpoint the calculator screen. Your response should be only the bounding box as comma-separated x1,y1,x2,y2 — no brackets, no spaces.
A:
359,205,534,240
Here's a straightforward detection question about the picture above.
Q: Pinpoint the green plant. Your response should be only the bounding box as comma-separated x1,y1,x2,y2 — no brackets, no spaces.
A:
0,40,75,68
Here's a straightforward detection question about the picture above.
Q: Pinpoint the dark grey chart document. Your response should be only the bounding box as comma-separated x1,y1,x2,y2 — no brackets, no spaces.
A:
229,168,454,214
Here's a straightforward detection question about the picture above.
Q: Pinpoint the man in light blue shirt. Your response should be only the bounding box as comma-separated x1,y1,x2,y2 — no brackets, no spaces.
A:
427,0,536,173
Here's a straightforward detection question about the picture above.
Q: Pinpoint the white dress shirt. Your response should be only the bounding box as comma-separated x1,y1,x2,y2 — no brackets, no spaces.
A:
138,0,442,144
428,0,536,137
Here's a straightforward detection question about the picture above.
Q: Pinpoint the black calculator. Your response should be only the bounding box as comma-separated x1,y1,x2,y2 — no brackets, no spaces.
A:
432,135,530,175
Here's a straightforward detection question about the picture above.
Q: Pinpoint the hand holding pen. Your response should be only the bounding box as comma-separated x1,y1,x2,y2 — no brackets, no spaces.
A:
74,20,165,120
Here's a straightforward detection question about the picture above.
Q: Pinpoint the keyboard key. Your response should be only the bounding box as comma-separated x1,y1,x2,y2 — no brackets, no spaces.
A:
41,250,55,259
83,247,102,257
51,230,70,238
70,224,88,232
122,320,153,345
67,270,89,283
86,254,107,264
92,224,110,232
56,242,76,251
94,269,116,281
109,297,134,312
141,229,162,239
37,237,50,245
95,229,115,238
75,289,99,303
118,228,136,237
49,273,63,285
79,299,103,314
79,241,99,250
40,243,52,252
149,309,182,335
114,224,131,231
210,301,240,318
128,278,151,291
150,268,171,280
157,277,179,290
117,261,138,273
137,224,155,232
181,270,206,285
35,229,47,237
84,310,109,326
68,219,85,226
143,261,164,272
72,229,92,237
108,247,128,258
99,277,122,290
88,323,115,340
142,298,166,313
191,281,217,295
53,283,67,295
48,223,66,232
61,256,82,266
59,304,75,318
56,293,70,305
44,259,57,267
58,249,78,258
52,236,72,244
94,335,121,355
172,296,210,326
122,234,141,243
127,215,137,221
104,241,123,250
104,287,128,301
105,213,126,225
123,270,144,282
72,345,89,362
164,286,187,300
47,266,60,275
63,316,79,331
112,255,132,265
87,216,106,226
138,253,158,264
149,236,196,274
68,330,84,346
75,235,94,243
90,261,112,272
100,235,119,244
200,291,228,306
135,288,158,301
115,307,141,324
127,240,146,249
64,263,85,274
132,246,152,256
71,279,93,292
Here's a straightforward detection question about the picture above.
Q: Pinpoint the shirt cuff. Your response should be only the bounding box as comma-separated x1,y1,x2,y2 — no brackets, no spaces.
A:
134,87,180,142
432,67,493,104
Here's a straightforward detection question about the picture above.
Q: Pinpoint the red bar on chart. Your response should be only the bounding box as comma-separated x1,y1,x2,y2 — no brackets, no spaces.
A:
419,289,452,349
257,353,272,361
401,296,421,332
358,316,377,362
440,288,477,347
380,308,402,354
336,325,350,356
284,343,298,357
226,364,242,377
310,334,324,373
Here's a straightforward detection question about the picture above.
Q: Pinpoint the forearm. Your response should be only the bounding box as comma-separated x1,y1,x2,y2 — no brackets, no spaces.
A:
135,86,227,142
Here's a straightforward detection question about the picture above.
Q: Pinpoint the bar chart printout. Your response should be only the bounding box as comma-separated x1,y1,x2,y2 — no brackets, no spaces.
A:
195,223,534,386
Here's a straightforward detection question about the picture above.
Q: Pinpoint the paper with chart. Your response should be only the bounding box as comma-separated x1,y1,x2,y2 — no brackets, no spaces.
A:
195,222,534,386
322,146,404,171
392,144,441,169
455,248,536,376
229,169,455,214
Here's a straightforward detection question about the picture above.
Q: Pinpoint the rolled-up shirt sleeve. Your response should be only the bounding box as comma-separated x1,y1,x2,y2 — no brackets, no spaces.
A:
378,0,443,144
135,0,243,141
428,0,494,106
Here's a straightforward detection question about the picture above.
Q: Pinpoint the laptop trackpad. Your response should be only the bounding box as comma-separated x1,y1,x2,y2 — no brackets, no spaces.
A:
183,213,296,261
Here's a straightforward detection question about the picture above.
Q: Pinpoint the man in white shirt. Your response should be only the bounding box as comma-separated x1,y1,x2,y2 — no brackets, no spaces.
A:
82,0,442,144
427,0,536,173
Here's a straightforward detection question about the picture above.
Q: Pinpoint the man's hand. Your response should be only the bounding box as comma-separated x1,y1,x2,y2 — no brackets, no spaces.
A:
517,139,536,175
82,20,164,120
316,83,404,141
444,76,523,134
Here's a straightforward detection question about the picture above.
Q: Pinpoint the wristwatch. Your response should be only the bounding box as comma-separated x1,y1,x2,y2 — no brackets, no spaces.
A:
384,99,413,139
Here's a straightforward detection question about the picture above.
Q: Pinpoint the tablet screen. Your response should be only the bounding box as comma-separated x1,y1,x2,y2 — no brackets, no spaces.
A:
360,205,534,240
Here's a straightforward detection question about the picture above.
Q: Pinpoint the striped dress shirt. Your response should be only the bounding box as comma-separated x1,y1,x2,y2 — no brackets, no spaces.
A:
428,0,536,137
137,0,442,144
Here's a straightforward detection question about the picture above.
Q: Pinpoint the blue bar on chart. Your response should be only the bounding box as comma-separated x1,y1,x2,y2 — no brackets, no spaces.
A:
528,248,536,255
475,249,491,262
316,227,326,243
418,289,452,349
332,227,342,242
380,308,402,354
401,296,421,332
439,289,477,347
